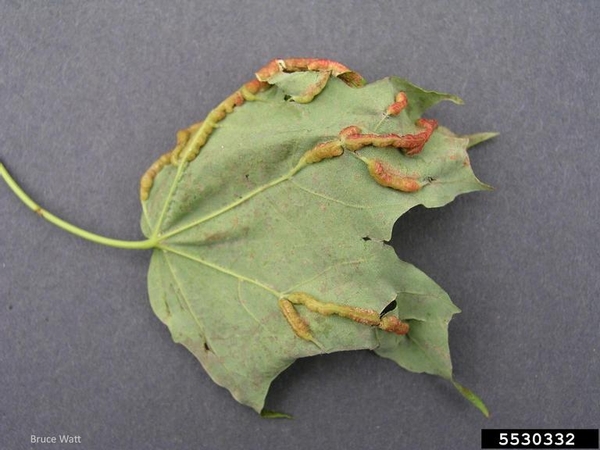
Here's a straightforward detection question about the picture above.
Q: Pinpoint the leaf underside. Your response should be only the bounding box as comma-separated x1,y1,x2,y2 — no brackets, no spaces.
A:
141,67,490,414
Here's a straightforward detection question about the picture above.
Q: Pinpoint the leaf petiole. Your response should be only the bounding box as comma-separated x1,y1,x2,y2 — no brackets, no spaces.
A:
1,162,157,250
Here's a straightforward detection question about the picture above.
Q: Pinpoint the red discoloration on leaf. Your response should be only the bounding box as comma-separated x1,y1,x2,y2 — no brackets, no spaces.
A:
403,118,438,155
223,91,245,111
339,118,437,155
256,58,366,87
240,79,270,100
367,159,422,192
344,133,400,151
386,91,408,116
254,59,281,81
379,315,410,335
337,71,368,88
339,125,362,140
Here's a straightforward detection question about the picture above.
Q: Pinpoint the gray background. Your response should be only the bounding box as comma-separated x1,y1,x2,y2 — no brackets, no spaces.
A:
1,1,598,449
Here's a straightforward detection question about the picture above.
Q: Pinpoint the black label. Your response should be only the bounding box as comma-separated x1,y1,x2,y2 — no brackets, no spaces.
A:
481,429,598,449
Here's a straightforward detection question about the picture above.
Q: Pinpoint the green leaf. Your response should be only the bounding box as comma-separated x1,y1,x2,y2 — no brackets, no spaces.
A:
436,126,499,150
389,76,464,120
464,132,499,149
260,409,293,419
453,381,490,418
0,59,492,416
140,63,491,414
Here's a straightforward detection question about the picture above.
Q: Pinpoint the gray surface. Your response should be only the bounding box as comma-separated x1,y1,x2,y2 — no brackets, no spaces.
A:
1,1,598,449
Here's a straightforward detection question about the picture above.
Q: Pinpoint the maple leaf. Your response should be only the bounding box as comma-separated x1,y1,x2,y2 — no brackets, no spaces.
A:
1,58,495,417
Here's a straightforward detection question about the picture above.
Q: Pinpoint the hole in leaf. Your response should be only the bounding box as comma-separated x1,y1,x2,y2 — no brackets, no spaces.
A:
379,299,397,319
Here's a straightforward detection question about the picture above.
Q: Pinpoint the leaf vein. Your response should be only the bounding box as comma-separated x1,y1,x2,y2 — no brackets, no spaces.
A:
237,280,278,338
291,180,408,210
159,164,302,241
163,250,206,335
161,245,282,298
283,257,372,293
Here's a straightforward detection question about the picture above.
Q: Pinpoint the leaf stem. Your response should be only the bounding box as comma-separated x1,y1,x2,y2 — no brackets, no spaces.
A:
1,162,157,250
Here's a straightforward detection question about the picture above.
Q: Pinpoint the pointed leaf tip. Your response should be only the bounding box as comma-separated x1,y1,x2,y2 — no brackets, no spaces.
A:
261,409,293,419
465,132,499,149
448,95,464,105
453,381,490,418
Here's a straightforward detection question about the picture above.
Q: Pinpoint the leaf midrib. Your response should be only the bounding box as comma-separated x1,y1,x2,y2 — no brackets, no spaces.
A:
153,160,306,244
